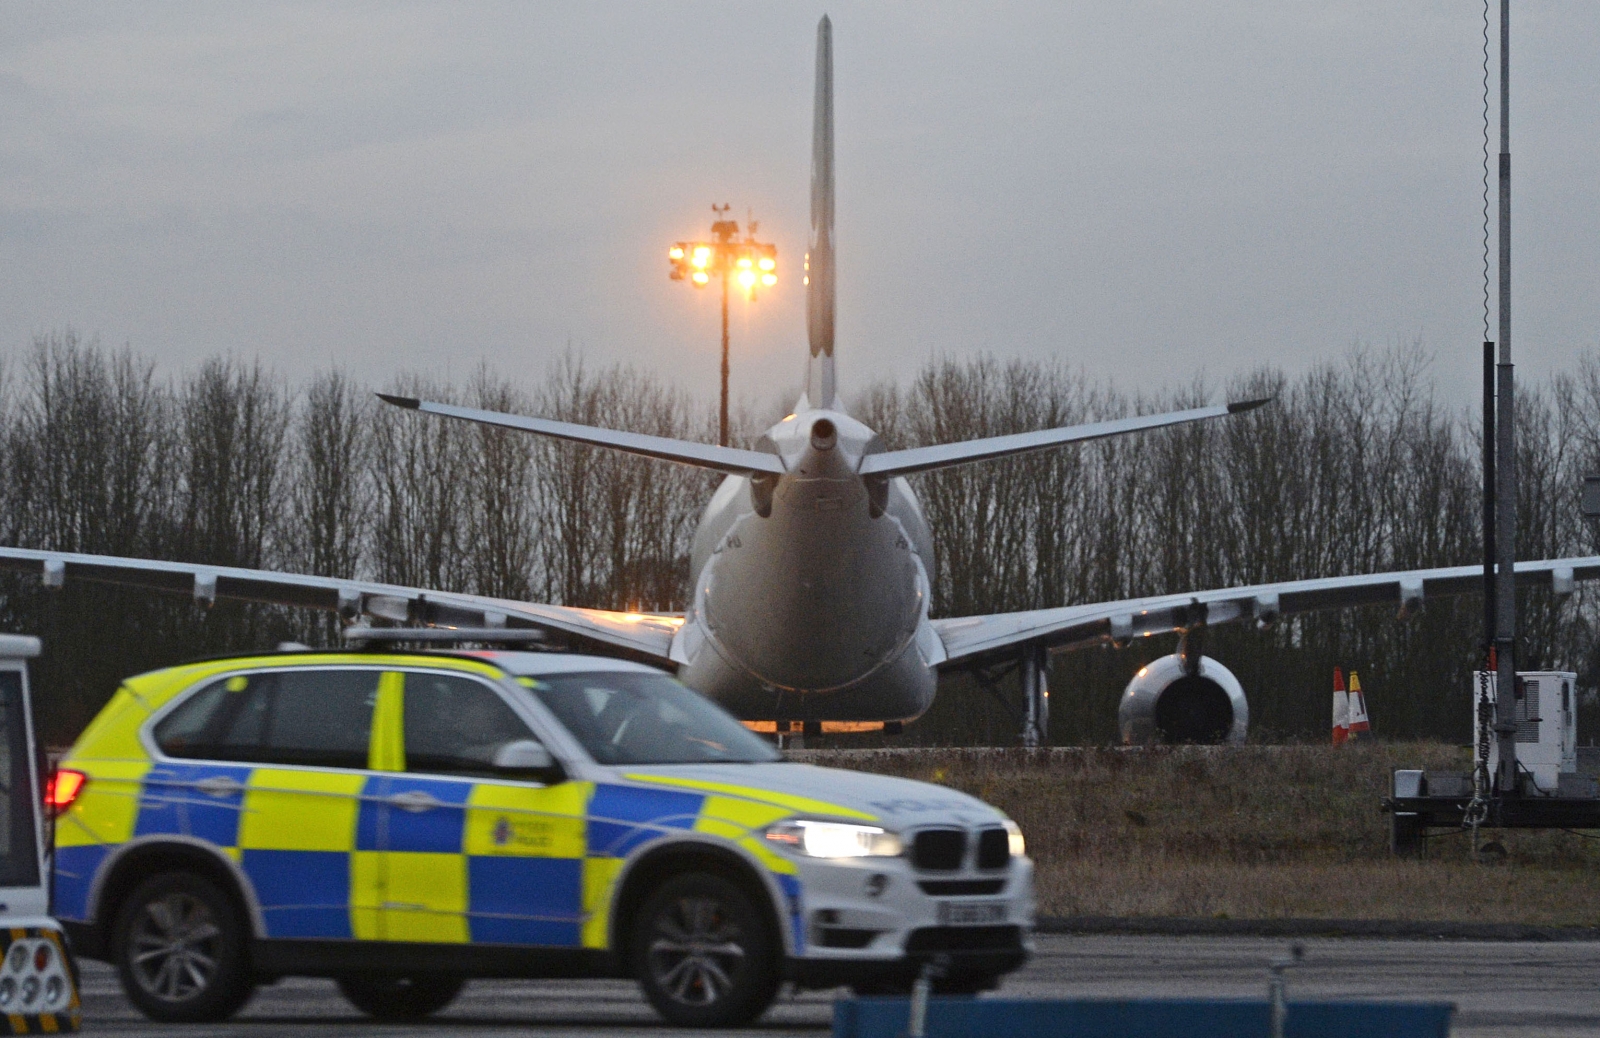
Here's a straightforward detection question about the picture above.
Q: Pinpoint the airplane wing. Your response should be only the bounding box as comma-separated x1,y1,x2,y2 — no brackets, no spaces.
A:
377,396,785,476
0,547,681,663
858,399,1270,478
932,557,1600,665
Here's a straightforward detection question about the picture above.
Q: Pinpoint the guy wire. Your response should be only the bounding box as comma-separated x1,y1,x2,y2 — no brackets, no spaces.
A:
1482,0,1493,342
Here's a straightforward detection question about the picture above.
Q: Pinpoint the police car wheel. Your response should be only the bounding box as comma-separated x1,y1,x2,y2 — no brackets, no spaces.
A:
112,871,254,1023
632,872,779,1027
336,974,465,1020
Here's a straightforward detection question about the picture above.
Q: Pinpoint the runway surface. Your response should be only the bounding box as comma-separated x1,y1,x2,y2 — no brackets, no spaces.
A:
79,933,1600,1037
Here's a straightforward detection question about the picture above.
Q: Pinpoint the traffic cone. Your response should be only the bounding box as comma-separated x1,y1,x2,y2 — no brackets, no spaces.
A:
1331,667,1350,746
1347,671,1371,740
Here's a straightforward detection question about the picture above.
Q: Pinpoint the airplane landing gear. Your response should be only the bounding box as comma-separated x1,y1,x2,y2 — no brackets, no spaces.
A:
1021,645,1049,749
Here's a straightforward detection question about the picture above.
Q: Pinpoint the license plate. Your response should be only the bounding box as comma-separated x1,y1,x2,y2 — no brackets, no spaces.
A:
938,901,1005,925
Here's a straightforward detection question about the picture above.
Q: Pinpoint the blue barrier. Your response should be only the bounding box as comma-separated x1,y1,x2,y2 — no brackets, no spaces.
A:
833,997,1454,1038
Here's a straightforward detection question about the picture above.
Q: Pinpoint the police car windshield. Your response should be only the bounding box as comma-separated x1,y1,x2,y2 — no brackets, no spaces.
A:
516,672,781,765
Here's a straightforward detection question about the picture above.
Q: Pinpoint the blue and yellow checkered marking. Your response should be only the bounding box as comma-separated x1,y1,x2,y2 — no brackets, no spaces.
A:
467,857,583,945
358,775,472,853
241,850,353,939
49,652,860,958
50,845,107,923
133,762,250,846
237,766,367,939
61,763,829,954
587,784,704,857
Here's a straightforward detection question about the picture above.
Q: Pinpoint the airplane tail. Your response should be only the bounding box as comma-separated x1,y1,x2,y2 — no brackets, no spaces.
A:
376,16,1273,474
804,15,837,411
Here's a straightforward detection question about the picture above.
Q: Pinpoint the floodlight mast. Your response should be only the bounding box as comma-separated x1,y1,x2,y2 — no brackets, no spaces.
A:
668,206,779,447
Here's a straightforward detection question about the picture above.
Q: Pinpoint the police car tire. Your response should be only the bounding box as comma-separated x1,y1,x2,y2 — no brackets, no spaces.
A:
632,872,779,1028
336,974,465,1020
112,871,254,1024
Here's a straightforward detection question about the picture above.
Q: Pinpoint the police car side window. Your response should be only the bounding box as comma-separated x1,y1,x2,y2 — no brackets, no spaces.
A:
402,672,536,778
153,680,232,757
265,670,379,768
155,669,379,769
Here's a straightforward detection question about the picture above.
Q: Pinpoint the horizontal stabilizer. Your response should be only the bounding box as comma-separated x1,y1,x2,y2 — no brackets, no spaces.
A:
859,399,1270,478
378,396,784,476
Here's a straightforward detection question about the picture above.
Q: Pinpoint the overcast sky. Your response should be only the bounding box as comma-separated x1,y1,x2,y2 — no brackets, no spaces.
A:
2,2,1597,416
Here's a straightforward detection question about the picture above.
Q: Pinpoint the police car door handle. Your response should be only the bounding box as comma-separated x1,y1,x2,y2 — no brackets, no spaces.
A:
194,776,243,798
387,790,442,813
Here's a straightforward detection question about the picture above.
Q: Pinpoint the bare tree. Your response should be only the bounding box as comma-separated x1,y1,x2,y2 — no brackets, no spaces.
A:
178,357,290,569
371,375,465,592
466,368,537,601
290,370,371,580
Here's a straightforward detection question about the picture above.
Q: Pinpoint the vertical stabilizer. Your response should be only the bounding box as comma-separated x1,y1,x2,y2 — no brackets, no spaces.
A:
805,15,837,410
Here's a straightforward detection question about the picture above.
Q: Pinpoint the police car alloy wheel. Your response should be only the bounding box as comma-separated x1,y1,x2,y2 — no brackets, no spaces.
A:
632,873,779,1028
336,974,465,1020
112,872,254,1023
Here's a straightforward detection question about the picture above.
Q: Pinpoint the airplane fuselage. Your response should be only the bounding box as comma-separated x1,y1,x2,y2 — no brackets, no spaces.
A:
669,409,944,722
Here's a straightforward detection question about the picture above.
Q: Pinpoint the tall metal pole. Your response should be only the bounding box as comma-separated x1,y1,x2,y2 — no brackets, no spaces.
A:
1482,339,1495,650
719,268,730,448
1493,0,1518,794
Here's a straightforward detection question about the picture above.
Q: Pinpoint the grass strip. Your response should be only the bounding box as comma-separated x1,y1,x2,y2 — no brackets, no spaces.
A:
799,743,1600,926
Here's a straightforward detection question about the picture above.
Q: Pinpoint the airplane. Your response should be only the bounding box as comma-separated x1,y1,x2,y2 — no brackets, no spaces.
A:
3,16,1598,747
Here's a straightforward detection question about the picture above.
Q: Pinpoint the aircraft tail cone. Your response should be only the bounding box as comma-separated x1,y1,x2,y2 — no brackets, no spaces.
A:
1347,670,1370,740
1331,666,1350,746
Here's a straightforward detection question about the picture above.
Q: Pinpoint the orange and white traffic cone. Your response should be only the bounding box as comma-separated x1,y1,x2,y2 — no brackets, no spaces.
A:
1348,671,1371,740
1332,667,1350,746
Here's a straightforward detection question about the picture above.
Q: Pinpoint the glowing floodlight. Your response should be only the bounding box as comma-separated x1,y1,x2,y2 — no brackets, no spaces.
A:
666,206,778,447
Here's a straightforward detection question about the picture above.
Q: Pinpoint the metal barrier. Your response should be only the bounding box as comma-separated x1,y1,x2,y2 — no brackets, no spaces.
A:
832,997,1455,1038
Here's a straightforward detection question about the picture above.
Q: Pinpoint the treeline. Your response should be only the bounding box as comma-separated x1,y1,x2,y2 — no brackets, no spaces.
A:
0,332,714,740
2,330,1598,746
860,349,1600,746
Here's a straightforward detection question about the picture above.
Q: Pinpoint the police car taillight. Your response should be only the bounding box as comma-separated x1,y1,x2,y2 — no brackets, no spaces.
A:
45,770,86,815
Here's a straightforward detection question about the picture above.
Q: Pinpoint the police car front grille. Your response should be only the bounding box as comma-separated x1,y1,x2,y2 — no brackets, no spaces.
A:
911,828,966,871
975,828,1010,870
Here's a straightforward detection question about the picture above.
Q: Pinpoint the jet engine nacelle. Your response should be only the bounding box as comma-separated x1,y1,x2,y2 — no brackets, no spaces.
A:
1118,653,1249,745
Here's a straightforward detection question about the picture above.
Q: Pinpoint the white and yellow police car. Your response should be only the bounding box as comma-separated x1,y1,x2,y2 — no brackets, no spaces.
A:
51,645,1033,1026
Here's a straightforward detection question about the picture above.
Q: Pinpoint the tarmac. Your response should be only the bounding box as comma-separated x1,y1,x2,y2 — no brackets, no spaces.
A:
80,932,1600,1037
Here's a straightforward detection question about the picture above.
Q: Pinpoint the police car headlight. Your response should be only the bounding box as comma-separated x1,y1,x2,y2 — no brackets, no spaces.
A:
1004,819,1026,858
764,819,903,858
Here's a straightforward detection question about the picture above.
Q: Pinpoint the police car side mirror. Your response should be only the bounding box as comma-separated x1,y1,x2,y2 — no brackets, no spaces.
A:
492,739,564,783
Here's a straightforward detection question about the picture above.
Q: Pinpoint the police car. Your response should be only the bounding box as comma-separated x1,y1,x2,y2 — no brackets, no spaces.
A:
51,644,1033,1026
